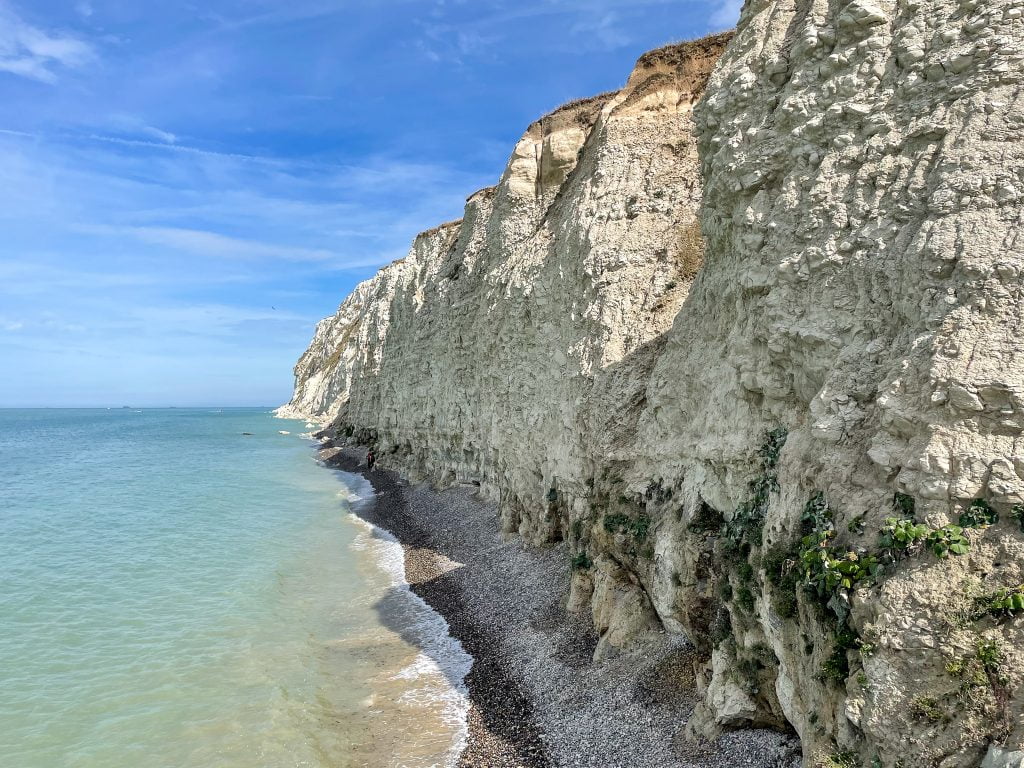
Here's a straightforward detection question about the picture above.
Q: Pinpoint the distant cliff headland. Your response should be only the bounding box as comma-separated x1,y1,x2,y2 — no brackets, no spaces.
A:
282,7,1024,766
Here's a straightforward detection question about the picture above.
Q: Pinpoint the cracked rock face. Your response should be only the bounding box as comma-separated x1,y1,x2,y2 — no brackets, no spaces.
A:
630,0,1024,764
281,34,730,549
283,17,1024,767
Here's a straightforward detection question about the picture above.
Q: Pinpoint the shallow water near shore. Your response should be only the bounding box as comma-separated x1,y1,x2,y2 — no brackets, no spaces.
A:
0,407,469,768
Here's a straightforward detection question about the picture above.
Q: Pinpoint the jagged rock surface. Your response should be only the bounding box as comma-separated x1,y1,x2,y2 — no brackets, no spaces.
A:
624,1,1024,765
282,18,1024,768
282,34,726,554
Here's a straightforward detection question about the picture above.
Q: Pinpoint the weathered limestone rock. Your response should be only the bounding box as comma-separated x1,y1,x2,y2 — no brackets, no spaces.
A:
983,747,1024,768
283,16,1024,766
618,0,1024,764
281,34,730,555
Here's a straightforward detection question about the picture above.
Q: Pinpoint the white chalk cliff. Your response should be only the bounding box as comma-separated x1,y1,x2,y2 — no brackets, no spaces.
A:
283,12,1024,767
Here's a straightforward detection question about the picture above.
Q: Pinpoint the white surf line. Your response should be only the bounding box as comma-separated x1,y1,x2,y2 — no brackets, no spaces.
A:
342,473,473,768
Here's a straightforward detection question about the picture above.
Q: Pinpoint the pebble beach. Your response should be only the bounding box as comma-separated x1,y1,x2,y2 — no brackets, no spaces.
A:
318,441,802,768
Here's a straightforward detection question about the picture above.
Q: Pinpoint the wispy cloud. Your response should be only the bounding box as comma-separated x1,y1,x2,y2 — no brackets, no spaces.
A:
212,0,359,30
0,127,484,269
107,225,336,262
568,11,631,50
101,114,178,144
0,1,95,83
415,0,689,63
709,0,743,29
0,0,728,406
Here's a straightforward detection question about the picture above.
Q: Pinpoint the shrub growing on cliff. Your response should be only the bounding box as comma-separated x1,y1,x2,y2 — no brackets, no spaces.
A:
846,513,867,534
735,586,756,612
946,653,991,704
819,650,849,686
878,517,928,558
819,627,857,687
603,513,630,532
975,637,1003,674
1011,504,1024,531
893,492,916,517
909,696,945,723
710,606,732,648
722,427,788,552
959,498,998,529
719,580,733,603
821,749,859,768
571,552,593,570
735,647,775,695
878,514,971,563
759,427,787,467
926,525,970,558
723,504,761,554
603,512,651,543
799,517,879,624
985,586,1024,618
801,534,879,595
764,544,800,618
965,584,1024,623
801,491,832,535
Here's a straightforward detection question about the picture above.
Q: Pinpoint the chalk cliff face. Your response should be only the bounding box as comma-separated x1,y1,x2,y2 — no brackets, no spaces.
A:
283,17,1024,768
630,1,1024,764
282,33,727,551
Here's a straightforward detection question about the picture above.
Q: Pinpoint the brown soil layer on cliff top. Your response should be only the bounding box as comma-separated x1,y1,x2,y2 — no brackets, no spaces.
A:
532,31,735,132
316,442,800,768
617,31,735,112
416,219,464,240
633,31,735,72
528,90,618,133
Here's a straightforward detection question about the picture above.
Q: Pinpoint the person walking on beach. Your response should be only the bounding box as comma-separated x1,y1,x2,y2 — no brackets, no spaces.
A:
366,448,376,471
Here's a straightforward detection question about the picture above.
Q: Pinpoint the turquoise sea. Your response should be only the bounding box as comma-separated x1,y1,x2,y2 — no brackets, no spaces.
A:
0,408,469,768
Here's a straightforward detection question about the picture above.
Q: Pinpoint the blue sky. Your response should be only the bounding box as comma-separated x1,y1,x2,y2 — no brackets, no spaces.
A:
0,0,739,408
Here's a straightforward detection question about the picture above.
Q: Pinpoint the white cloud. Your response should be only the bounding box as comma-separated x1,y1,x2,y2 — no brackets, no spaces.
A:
112,225,337,262
0,128,487,281
568,11,630,50
143,125,177,144
100,115,179,144
415,0,684,61
0,1,95,83
85,133,272,163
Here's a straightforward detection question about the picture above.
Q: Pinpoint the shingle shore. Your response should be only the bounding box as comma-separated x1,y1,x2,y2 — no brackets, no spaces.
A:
318,440,799,768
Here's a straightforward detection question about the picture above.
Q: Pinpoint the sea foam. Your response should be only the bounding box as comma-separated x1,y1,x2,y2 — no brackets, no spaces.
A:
344,475,472,768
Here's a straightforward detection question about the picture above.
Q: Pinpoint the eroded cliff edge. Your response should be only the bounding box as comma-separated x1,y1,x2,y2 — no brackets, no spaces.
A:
282,17,1024,768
